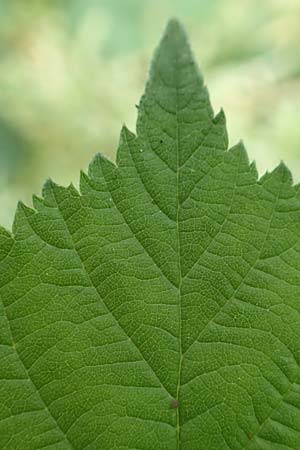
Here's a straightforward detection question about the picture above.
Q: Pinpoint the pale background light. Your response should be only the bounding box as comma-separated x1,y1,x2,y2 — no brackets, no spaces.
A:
1,0,300,228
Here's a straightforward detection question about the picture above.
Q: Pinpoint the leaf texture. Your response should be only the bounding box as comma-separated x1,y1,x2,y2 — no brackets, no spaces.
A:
1,19,300,450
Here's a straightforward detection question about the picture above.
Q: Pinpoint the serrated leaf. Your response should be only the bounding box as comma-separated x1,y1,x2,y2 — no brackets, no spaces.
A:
1,19,300,450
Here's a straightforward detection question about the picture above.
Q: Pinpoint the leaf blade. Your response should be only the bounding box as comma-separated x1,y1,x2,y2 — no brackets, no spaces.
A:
1,19,300,450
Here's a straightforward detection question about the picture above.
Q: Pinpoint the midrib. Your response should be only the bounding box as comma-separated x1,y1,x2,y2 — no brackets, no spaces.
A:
174,52,183,450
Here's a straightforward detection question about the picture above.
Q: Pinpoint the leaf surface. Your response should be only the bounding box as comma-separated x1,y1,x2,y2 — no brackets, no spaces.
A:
1,19,300,450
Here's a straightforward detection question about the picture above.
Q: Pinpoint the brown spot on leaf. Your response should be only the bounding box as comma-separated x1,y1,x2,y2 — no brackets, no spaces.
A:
172,399,179,409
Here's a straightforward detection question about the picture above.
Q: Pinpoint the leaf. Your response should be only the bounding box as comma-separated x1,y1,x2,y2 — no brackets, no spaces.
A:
1,19,300,450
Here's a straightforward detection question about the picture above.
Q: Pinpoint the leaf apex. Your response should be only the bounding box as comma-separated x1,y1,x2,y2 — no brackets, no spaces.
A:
165,18,186,35
155,17,191,62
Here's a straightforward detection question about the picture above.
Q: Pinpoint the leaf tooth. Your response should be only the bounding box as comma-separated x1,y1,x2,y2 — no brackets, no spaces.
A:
260,161,293,186
79,170,91,194
213,108,226,125
259,169,270,184
228,140,249,164
249,160,259,181
295,181,300,195
16,200,35,216
0,225,13,261
120,124,135,141
67,182,80,196
277,160,293,185
42,178,59,206
42,177,58,194
88,152,116,181
32,194,44,211
0,225,12,239
12,200,36,235
117,125,137,167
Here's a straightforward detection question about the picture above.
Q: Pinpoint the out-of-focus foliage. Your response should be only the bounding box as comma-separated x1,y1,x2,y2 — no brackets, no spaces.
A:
0,0,300,227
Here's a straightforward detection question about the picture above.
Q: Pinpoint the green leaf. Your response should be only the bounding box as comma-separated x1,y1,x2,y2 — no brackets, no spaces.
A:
1,19,300,450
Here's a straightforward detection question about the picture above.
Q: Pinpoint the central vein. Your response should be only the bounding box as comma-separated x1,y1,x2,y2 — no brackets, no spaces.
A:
175,55,183,450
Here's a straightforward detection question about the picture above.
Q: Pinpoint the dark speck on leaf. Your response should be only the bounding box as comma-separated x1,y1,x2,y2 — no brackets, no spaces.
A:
172,399,179,409
160,139,163,144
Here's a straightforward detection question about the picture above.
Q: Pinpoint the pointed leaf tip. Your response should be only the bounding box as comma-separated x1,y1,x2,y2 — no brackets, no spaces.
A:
165,18,186,36
149,19,190,68
161,18,189,50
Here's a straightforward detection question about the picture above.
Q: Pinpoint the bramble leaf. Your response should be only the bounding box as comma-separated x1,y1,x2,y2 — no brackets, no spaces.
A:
1,19,300,450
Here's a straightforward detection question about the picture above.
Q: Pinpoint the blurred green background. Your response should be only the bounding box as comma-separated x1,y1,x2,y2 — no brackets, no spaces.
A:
1,0,300,228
